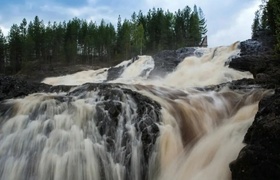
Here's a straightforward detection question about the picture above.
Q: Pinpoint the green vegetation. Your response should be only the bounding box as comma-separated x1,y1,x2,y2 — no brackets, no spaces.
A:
0,5,207,75
252,0,280,52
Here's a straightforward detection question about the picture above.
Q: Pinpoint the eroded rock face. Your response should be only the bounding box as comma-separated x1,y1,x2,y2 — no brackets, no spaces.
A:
0,82,161,180
0,75,73,101
70,84,161,179
229,34,280,85
230,89,280,180
106,65,127,81
0,75,48,101
228,32,280,179
148,47,196,78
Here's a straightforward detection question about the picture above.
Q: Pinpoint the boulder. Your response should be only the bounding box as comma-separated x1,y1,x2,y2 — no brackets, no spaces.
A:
148,47,196,78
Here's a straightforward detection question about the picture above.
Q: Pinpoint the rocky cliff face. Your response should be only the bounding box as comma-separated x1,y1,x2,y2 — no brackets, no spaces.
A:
229,30,280,85
229,31,280,179
230,88,280,180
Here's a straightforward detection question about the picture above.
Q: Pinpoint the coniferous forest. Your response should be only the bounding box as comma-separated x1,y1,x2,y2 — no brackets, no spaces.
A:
0,5,207,75
251,0,280,52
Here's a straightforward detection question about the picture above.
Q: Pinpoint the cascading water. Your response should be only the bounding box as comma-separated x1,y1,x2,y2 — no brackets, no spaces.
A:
0,42,273,180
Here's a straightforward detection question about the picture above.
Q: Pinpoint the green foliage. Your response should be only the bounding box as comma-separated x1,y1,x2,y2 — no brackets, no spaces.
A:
0,28,6,73
252,10,261,37
8,24,23,73
1,5,208,74
252,0,280,52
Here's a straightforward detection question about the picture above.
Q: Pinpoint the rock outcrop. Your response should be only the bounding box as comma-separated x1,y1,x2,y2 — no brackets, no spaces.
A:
229,31,280,179
230,89,280,180
229,30,280,85
0,75,72,101
148,47,196,78
0,81,161,180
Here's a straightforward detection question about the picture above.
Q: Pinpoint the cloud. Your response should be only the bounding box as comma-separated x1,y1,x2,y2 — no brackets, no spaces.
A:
208,0,260,47
0,25,9,36
142,0,260,47
0,0,262,46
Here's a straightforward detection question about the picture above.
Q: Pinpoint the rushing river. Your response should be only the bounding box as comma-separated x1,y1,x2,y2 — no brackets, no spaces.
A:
0,42,272,180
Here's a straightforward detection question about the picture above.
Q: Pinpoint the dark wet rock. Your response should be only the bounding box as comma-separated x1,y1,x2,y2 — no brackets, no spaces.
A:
229,55,267,73
176,47,197,59
0,80,161,180
226,32,280,179
70,83,161,180
230,89,280,180
229,54,280,84
0,74,73,101
148,50,178,78
0,75,49,101
106,65,126,81
229,31,280,85
238,40,266,56
148,47,196,78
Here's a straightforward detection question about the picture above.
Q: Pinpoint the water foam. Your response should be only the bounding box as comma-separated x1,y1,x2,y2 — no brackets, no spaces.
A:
0,42,269,180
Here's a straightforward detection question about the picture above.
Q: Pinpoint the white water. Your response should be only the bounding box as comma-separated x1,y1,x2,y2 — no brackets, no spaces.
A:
0,42,272,180
43,42,252,87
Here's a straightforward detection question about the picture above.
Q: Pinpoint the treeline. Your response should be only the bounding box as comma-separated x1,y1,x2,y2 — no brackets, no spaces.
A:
252,0,280,52
0,5,207,74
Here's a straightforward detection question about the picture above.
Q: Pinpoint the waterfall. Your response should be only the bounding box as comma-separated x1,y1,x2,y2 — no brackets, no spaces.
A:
0,42,272,180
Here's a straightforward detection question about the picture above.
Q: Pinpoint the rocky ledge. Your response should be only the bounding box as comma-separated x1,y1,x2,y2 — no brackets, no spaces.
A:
228,30,280,179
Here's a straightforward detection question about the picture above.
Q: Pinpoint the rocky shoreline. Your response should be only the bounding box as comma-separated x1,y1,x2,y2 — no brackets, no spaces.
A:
1,31,280,179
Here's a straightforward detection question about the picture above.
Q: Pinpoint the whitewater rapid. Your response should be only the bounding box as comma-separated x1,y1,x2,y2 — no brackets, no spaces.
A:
42,42,252,87
0,42,272,180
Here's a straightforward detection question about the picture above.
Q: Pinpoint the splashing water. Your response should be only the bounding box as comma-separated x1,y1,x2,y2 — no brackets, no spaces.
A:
42,42,252,87
0,43,272,180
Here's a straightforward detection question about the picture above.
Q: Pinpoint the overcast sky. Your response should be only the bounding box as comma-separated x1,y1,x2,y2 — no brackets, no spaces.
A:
0,0,261,47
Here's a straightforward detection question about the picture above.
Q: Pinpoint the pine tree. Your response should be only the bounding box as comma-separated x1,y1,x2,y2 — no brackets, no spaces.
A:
64,18,80,63
132,23,145,55
254,0,280,52
87,21,97,63
19,18,29,64
78,20,88,62
8,24,23,73
252,10,261,37
198,7,207,37
0,28,6,73
44,22,55,65
187,5,201,46
32,16,45,60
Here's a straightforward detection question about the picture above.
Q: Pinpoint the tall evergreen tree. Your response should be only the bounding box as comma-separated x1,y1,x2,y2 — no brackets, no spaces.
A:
252,10,261,37
53,22,66,63
78,20,88,61
133,23,145,55
198,7,208,38
32,16,45,60
121,19,132,59
87,21,97,63
1,6,209,73
252,0,280,52
187,5,201,46
19,18,29,64
44,22,55,65
64,18,80,63
8,24,23,73
0,29,6,73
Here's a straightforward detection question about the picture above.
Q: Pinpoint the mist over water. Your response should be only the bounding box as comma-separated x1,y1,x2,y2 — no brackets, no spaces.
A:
0,42,271,180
